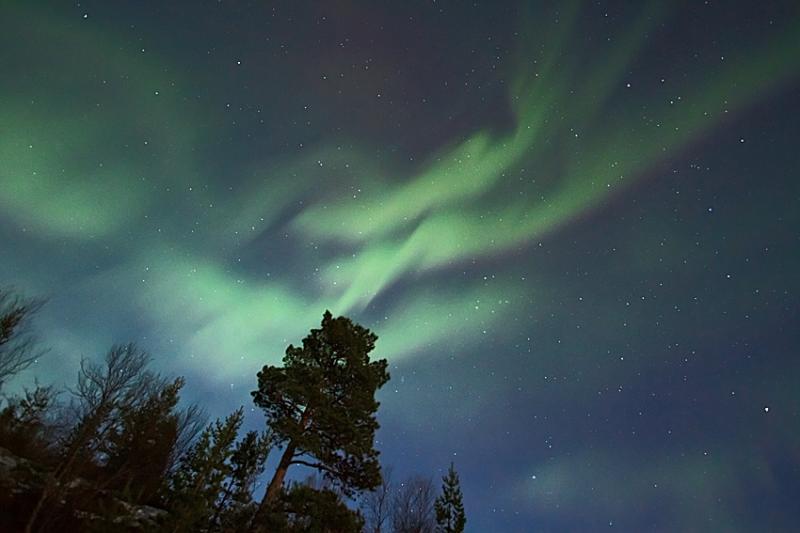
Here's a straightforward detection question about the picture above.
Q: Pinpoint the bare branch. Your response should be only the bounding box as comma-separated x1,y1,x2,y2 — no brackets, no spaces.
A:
362,465,393,533
0,288,46,389
392,475,436,533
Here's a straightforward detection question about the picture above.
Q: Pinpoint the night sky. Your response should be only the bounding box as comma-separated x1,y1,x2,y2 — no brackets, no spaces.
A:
2,1,799,531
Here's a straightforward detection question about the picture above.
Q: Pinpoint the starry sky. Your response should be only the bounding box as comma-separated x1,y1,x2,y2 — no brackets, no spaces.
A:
1,1,799,530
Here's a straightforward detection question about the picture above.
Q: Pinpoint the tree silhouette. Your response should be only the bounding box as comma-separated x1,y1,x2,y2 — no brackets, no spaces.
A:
25,343,151,533
0,293,408,531
262,483,365,532
212,428,272,530
98,376,185,504
0,288,44,390
392,475,436,533
361,465,393,533
0,382,60,464
167,409,236,530
250,311,389,528
434,463,466,533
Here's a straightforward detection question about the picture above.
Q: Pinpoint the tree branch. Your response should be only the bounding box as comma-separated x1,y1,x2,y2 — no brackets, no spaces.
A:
288,458,338,477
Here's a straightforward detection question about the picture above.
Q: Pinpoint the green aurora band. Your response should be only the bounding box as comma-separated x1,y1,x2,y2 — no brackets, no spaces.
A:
293,3,800,312
0,2,798,377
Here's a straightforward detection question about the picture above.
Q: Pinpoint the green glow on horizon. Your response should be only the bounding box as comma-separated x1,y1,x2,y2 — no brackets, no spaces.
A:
65,242,523,381
520,449,763,530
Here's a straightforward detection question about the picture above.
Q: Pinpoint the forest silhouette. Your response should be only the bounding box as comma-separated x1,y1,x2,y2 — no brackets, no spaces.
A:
0,287,466,533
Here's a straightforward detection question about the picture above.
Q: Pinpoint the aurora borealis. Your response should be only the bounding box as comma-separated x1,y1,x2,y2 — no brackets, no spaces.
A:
2,1,800,530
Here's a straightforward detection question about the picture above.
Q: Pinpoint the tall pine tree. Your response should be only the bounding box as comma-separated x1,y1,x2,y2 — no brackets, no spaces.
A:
434,463,466,533
167,408,253,531
250,311,389,528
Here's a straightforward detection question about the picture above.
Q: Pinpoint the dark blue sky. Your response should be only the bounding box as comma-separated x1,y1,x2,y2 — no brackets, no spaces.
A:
1,1,799,530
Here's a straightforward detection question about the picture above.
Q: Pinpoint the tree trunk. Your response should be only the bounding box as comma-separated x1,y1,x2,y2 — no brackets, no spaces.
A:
250,407,311,531
265,441,295,502
250,440,295,529
25,415,99,533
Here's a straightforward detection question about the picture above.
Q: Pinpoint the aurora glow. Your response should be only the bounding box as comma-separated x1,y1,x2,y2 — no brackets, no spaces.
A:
1,1,799,530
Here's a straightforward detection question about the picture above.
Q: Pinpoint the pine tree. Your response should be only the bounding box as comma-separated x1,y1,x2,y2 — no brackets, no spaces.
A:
434,463,466,533
213,429,272,529
262,483,365,533
250,311,390,528
166,407,271,531
99,376,184,504
167,408,245,531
